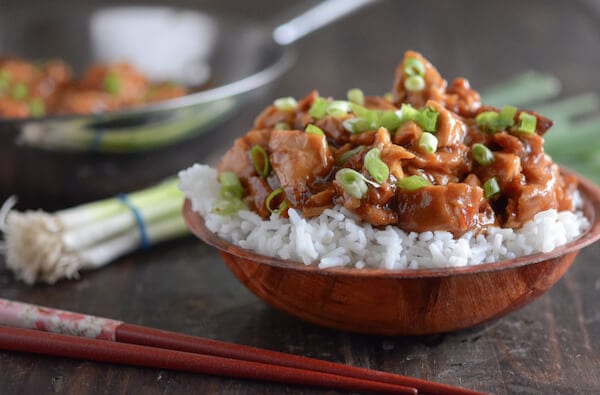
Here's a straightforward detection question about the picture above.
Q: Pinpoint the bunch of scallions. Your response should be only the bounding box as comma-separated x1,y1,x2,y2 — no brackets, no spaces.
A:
0,178,189,284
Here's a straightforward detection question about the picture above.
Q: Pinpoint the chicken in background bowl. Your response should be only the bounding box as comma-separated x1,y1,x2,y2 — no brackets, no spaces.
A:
0,56,188,119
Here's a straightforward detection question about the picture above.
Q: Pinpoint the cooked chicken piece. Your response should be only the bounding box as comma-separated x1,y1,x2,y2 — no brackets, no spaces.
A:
396,183,485,233
392,51,446,109
269,130,333,207
218,129,272,182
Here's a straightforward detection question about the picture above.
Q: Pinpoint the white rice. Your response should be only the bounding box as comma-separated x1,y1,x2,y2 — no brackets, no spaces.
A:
179,164,590,270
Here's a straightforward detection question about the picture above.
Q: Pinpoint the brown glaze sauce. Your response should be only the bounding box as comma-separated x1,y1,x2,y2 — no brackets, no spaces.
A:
218,51,575,234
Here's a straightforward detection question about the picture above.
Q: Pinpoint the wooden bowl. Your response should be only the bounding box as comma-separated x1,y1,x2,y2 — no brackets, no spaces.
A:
183,170,600,335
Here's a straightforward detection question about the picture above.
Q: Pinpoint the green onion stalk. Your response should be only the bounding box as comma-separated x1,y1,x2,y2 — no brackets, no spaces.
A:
0,178,189,285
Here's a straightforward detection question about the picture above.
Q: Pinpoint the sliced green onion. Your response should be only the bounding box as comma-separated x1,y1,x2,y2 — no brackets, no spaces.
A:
364,148,389,184
404,75,425,92
365,109,381,128
335,168,368,199
218,172,244,199
472,143,495,165
403,58,425,77
273,122,290,130
418,132,438,153
342,117,372,134
103,72,121,95
250,145,270,178
414,106,438,132
265,188,288,215
308,97,331,119
516,112,537,134
379,110,402,131
383,92,394,102
475,111,498,131
305,124,325,136
273,96,297,111
336,145,364,165
213,198,246,216
397,103,419,123
349,102,371,118
347,88,365,105
0,69,10,92
476,105,517,133
397,175,431,190
11,83,28,100
499,105,517,122
483,177,501,200
326,100,351,118
28,99,45,117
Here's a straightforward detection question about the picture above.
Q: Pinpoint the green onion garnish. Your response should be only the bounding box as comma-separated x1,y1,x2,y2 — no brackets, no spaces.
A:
365,109,380,127
349,102,370,118
397,175,431,190
250,145,270,178
475,111,498,130
28,99,45,118
418,132,438,153
326,100,351,118
103,72,121,95
403,58,425,77
215,172,246,215
383,92,394,102
398,104,418,123
379,110,402,131
404,75,425,92
472,143,495,165
265,188,288,215
483,177,501,200
305,124,325,136
342,118,372,134
213,198,246,216
347,88,365,105
11,83,28,101
308,97,331,119
336,145,364,165
0,69,10,92
273,97,298,111
273,122,291,131
500,105,517,121
475,105,517,133
335,168,368,199
516,112,537,134
218,172,244,199
414,106,439,132
364,148,389,184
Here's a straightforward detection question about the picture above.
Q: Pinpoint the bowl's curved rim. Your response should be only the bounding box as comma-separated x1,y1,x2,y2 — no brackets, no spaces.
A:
183,167,600,279
0,6,295,125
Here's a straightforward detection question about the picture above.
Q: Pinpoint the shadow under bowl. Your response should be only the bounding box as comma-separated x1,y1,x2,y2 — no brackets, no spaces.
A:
183,169,600,335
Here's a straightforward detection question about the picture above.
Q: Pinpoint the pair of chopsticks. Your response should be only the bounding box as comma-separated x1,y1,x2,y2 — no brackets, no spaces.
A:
0,299,484,394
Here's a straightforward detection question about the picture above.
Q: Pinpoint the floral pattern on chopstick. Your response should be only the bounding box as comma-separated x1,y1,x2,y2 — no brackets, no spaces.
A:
0,299,122,340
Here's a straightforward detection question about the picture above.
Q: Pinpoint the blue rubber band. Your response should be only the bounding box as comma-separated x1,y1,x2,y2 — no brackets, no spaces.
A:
117,193,151,250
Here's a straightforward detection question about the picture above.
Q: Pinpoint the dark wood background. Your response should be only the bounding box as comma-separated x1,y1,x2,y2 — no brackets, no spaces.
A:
1,0,599,394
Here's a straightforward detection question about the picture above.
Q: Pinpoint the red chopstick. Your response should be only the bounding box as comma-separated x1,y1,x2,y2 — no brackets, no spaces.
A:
0,326,416,394
0,299,485,395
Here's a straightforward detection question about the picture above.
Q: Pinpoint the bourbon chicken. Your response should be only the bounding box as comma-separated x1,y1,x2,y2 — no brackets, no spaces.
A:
217,51,576,234
0,56,187,118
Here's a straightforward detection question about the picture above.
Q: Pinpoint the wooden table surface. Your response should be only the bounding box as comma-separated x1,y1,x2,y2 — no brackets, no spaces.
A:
1,0,600,394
